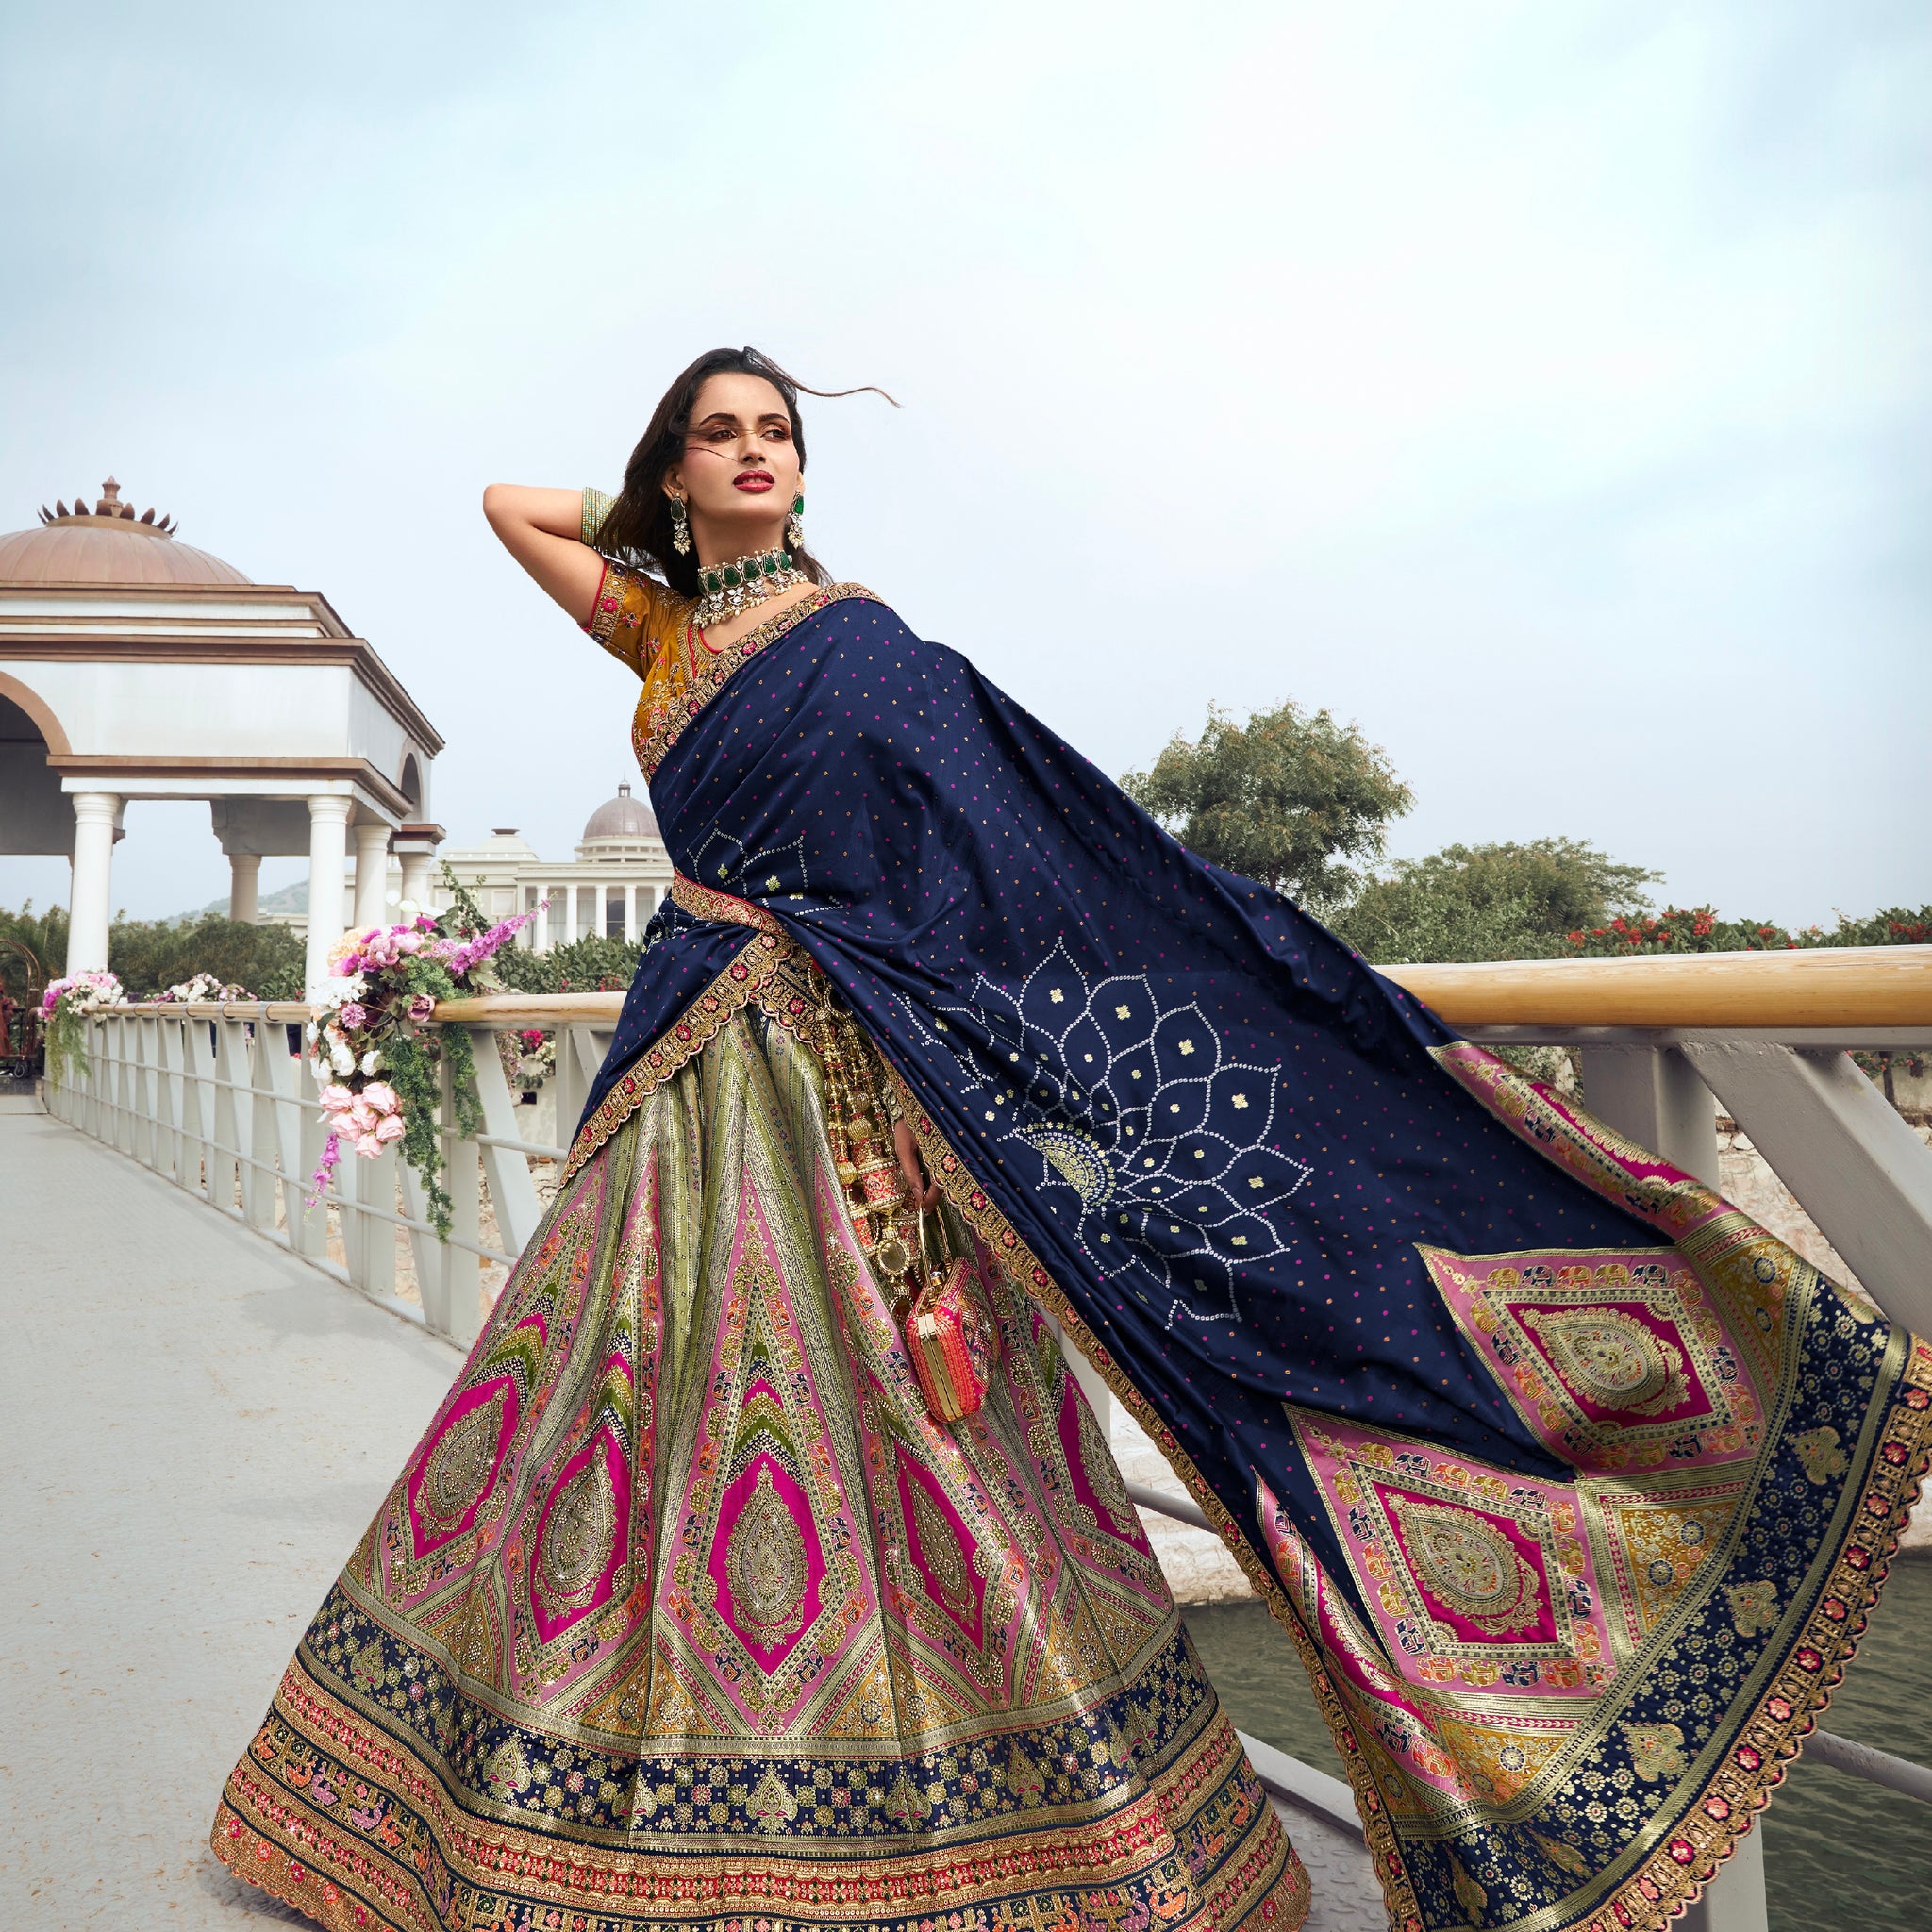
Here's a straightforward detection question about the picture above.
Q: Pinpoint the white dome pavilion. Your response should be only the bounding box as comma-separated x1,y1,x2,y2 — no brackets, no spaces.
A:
0,478,444,987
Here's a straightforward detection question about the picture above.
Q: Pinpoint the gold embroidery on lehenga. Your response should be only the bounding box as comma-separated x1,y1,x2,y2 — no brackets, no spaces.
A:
1792,1424,1850,1483
418,1387,506,1532
537,1454,617,1614
1074,1388,1141,1540
725,1466,810,1649
1623,1721,1689,1781
906,1477,976,1624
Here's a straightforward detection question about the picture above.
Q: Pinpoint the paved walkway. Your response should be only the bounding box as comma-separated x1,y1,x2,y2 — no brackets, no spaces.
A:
2,1104,1377,1931
2,1106,460,1928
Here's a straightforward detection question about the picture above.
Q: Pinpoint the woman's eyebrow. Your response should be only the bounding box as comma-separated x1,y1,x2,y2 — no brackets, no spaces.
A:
693,412,742,428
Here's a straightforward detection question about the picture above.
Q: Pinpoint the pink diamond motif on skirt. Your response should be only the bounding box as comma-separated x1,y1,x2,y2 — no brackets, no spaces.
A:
527,1429,630,1644
708,1451,825,1673
894,1445,986,1648
406,1374,520,1560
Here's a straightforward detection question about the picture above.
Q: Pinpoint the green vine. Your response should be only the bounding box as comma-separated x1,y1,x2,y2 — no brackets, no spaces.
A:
43,998,89,1088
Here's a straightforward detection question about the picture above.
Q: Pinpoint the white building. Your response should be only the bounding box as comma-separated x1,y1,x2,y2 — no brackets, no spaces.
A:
431,785,674,950
0,479,444,988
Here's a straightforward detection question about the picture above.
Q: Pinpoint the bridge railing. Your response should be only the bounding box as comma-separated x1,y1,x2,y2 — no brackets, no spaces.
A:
42,993,627,1347
42,940,1932,1483
41,944,1932,1344
41,945,1932,1929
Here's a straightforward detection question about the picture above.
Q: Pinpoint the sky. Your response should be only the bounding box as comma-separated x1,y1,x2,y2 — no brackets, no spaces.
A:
2,0,1926,926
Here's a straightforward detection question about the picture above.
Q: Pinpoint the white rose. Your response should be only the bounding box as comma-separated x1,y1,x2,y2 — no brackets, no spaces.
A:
359,1049,382,1076
329,1041,355,1074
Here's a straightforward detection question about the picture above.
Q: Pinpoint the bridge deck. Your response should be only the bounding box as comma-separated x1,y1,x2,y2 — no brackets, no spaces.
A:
1,1102,1378,1930
3,1104,460,1926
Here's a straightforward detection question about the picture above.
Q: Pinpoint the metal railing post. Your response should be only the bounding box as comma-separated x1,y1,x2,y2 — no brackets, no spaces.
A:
242,1019,281,1234
179,1017,213,1202
211,1018,249,1217
436,1041,484,1347
1679,1827,1767,1932
465,1024,542,1258
1576,1044,1721,1188
1682,1041,1932,1333
152,1016,181,1185
133,1015,161,1173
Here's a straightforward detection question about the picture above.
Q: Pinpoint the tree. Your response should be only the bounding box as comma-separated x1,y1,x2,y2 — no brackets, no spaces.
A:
107,914,306,999
1337,840,1660,964
1122,700,1412,911
492,933,644,995
0,901,67,999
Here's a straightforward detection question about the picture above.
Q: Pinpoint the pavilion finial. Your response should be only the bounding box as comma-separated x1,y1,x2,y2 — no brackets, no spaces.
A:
37,478,176,536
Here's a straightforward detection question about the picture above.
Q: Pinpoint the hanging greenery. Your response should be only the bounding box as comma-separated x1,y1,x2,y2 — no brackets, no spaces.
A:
302,867,537,1238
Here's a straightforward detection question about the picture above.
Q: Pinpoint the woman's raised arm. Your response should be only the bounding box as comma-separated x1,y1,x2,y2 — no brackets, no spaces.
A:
481,484,608,625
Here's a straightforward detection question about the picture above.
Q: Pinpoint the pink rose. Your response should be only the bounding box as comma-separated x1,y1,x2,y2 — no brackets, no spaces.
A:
395,930,422,954
355,1132,383,1158
348,1101,377,1135
375,1113,405,1143
319,1084,354,1111
408,992,436,1022
362,1082,399,1113
338,1002,368,1032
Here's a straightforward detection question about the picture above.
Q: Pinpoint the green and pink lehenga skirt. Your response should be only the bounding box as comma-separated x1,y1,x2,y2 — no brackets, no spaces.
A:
212,949,1310,1932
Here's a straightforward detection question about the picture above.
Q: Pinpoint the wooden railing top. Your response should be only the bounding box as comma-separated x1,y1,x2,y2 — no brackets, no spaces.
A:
80,945,1932,1033
1380,944,1932,1029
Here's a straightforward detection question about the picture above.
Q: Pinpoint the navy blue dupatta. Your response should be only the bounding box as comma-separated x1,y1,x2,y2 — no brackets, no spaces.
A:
570,589,1928,1932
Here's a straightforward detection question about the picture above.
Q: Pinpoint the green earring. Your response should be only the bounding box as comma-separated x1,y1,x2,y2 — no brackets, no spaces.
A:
786,494,805,549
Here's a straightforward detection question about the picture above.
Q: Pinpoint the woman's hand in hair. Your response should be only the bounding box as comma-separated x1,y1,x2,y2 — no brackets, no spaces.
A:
481,485,608,624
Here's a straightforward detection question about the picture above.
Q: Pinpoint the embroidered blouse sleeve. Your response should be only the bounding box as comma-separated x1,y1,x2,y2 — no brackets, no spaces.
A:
583,561,676,678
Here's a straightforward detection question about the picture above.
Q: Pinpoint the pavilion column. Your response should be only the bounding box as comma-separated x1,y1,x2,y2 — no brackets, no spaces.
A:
391,824,443,914
65,792,122,974
305,795,352,991
228,853,261,924
623,884,637,944
351,822,392,933
396,851,434,909
534,890,550,955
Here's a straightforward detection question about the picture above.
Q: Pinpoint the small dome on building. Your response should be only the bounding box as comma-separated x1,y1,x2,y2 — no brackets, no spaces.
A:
582,783,659,842
0,478,251,587
447,827,541,863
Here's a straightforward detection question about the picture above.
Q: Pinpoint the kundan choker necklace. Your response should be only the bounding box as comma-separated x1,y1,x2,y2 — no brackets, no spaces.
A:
692,545,807,628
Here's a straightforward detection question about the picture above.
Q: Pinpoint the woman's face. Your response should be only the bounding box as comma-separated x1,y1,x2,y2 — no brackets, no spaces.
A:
665,372,802,555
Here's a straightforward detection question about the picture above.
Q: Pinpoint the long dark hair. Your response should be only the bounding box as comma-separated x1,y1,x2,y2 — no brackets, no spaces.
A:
596,346,894,598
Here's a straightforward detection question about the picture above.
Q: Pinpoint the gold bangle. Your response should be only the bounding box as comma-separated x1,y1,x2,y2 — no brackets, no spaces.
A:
580,487,614,547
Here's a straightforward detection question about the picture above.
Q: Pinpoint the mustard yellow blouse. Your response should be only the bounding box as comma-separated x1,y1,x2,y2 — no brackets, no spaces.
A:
582,560,705,767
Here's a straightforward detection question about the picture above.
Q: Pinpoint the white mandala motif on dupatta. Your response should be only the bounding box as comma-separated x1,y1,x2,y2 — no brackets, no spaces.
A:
897,941,1313,1330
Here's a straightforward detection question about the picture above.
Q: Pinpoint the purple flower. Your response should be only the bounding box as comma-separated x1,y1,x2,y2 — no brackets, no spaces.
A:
305,1132,343,1211
338,1002,368,1032
408,991,436,1022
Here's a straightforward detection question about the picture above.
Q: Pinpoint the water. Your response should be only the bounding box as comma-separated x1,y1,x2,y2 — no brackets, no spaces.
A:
1184,1559,1932,1932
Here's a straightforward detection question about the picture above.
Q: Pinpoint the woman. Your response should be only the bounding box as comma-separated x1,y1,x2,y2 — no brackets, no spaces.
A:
215,348,1926,1932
